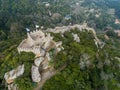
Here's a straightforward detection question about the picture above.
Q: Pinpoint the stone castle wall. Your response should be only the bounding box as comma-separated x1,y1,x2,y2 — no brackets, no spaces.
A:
45,24,101,45
17,47,40,55
17,24,103,55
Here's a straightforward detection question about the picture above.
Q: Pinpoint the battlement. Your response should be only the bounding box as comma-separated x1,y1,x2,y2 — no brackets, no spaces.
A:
45,24,95,34
17,24,103,55
17,28,56,56
45,24,104,49
17,46,41,55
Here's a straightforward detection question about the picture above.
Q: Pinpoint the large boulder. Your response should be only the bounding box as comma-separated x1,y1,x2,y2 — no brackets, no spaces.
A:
31,65,41,82
34,57,44,67
4,64,24,84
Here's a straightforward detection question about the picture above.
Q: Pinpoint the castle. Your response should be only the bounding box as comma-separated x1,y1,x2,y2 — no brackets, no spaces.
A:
17,24,104,56
17,29,62,57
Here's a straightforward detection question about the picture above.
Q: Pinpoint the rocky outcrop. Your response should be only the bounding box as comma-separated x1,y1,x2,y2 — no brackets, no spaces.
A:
31,65,41,82
34,57,44,67
55,41,63,53
72,33,80,42
8,83,18,90
4,64,24,84
4,65,24,90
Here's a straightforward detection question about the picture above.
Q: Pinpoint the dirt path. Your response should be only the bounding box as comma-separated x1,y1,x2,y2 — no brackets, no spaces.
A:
34,64,67,90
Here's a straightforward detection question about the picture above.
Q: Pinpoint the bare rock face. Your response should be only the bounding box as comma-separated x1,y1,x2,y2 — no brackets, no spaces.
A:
55,41,63,53
8,83,18,90
34,57,44,67
31,65,41,82
4,64,24,84
41,58,50,70
94,39,99,48
46,53,51,61
72,33,80,42
39,49,46,57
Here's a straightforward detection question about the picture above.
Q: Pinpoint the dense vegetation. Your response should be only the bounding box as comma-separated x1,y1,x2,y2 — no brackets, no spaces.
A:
43,29,120,90
0,28,120,90
0,0,120,41
0,38,35,90
106,0,120,19
0,0,120,90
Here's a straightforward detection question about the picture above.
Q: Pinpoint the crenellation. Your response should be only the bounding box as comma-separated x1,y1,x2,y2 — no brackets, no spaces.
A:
30,31,33,34
17,24,103,55
45,24,95,34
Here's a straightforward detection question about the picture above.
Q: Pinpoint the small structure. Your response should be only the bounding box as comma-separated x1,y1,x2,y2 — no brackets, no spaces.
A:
45,3,50,7
65,15,71,20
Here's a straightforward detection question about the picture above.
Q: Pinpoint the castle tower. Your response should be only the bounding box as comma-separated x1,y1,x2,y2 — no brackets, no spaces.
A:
27,32,34,47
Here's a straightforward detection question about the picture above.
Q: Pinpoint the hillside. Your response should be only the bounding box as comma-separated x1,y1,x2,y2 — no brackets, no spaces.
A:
0,25,120,90
0,0,120,90
42,26,120,90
